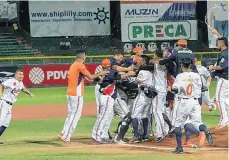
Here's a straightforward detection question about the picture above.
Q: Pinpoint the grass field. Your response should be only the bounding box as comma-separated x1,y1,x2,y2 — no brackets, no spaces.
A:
0,81,226,160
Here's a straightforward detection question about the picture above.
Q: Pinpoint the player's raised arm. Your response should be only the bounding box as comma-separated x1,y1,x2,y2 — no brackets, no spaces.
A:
22,88,35,97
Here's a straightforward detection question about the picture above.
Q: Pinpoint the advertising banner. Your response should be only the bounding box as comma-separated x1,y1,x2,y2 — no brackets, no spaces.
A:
0,66,18,83
23,64,98,87
207,1,228,48
121,1,197,42
0,2,18,22
29,1,110,37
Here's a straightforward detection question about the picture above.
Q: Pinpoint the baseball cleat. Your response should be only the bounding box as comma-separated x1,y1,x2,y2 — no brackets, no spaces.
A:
198,131,206,147
183,140,192,147
156,137,164,143
117,140,127,144
172,147,184,154
130,137,141,143
142,137,150,142
101,138,113,144
0,142,4,146
113,133,119,143
58,134,70,144
205,130,214,145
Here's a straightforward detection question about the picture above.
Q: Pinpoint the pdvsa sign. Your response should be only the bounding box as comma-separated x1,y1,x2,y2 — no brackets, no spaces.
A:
128,21,191,41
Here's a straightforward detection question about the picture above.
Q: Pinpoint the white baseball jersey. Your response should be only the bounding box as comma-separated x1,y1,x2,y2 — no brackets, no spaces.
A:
1,78,24,103
135,70,153,86
173,72,202,98
153,64,167,93
197,66,211,87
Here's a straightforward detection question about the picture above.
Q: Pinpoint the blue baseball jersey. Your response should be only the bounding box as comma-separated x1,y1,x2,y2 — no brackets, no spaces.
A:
161,47,195,77
100,70,120,99
121,58,134,67
215,49,228,79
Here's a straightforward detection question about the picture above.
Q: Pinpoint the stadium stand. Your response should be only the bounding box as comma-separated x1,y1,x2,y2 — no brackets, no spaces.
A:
0,32,41,57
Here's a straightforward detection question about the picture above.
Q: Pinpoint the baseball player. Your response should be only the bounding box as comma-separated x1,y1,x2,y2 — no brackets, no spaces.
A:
171,59,206,154
0,69,35,145
152,51,169,143
159,40,196,77
91,62,135,144
208,37,228,129
131,55,157,143
113,57,141,144
194,58,215,111
58,51,108,144
94,59,111,116
113,78,139,144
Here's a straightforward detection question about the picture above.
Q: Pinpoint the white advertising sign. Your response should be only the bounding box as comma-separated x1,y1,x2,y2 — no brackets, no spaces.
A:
29,1,110,37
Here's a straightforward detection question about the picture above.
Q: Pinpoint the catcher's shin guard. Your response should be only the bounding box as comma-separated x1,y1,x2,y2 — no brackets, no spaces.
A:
142,118,149,137
162,113,172,131
115,113,132,141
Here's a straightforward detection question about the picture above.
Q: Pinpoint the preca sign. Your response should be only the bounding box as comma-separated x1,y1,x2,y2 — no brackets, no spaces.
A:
23,64,97,86
128,21,196,41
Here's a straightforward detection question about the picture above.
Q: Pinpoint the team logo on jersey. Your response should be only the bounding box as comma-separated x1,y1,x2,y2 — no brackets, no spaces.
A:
29,67,45,84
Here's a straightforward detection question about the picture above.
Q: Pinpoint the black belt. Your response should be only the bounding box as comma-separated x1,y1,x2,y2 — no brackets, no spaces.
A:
179,97,197,100
1,100,13,105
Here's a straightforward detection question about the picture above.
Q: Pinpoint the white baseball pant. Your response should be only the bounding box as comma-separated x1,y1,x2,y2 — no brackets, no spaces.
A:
61,96,83,142
92,95,114,142
152,93,168,138
215,78,229,126
131,91,151,136
0,100,12,128
172,98,203,128
131,92,151,119
114,97,130,119
95,84,101,116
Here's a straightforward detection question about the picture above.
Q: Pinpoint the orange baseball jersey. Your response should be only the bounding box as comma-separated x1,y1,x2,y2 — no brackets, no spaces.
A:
67,61,90,96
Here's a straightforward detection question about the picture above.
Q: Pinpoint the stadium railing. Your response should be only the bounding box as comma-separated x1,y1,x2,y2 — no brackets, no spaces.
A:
0,52,219,66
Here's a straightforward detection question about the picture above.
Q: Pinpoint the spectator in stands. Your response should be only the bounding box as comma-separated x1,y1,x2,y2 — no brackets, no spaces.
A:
60,37,71,50
13,22,18,32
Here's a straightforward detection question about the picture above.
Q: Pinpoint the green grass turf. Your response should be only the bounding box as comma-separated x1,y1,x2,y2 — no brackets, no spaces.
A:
0,109,220,160
0,81,222,159
15,81,217,106
15,86,96,106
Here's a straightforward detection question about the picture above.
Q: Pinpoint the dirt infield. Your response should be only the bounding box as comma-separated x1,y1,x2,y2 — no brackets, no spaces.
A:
12,103,96,120
12,103,228,157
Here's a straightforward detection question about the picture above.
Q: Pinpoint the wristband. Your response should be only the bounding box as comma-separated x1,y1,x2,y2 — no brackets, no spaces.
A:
207,82,210,87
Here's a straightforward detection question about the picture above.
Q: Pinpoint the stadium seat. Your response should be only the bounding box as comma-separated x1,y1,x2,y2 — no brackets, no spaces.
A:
0,33,36,57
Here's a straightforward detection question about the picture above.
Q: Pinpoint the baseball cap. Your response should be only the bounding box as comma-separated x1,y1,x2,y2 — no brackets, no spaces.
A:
101,59,111,67
177,39,187,46
133,47,143,53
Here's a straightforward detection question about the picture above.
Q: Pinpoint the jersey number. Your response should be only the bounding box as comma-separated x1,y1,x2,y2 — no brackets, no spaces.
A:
186,84,192,96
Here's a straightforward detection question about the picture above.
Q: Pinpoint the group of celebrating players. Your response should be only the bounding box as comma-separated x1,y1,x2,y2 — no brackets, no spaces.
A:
0,35,227,155
88,37,228,154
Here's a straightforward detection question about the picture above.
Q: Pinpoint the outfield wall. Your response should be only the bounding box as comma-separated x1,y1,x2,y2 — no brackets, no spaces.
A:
0,52,219,87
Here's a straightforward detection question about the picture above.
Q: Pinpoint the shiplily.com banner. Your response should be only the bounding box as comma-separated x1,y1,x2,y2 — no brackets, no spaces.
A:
29,1,110,37
121,1,197,42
